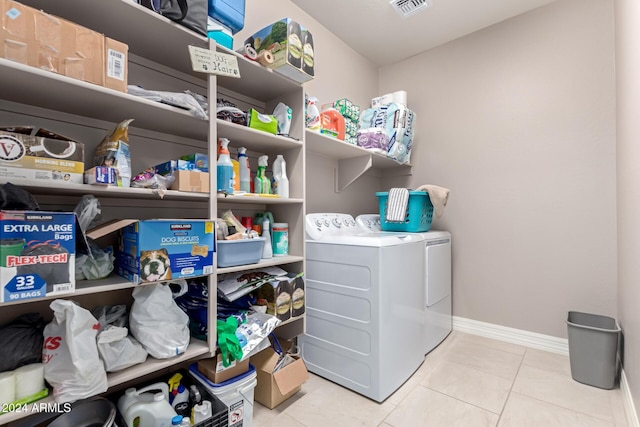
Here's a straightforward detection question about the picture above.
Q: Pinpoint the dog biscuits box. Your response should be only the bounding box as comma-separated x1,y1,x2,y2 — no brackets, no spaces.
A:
0,210,76,302
109,219,215,283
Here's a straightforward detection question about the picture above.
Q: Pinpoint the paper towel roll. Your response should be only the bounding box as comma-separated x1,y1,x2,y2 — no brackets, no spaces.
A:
243,44,258,61
14,363,44,400
257,50,274,66
0,371,16,406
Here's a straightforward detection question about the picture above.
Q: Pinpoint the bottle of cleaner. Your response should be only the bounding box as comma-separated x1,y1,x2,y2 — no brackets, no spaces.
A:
117,383,178,427
254,155,269,194
216,138,234,194
192,400,212,425
231,158,240,192
237,147,251,193
272,154,289,198
171,384,190,418
306,96,321,131
261,219,273,259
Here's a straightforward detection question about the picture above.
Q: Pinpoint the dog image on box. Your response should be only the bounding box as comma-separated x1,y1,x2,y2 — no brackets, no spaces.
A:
139,249,172,282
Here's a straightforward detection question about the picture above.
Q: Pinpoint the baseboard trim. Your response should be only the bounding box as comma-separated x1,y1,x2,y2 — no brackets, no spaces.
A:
452,316,569,355
622,369,640,427
453,316,639,423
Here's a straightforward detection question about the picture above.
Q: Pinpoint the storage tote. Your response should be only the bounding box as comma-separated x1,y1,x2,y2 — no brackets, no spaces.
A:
376,191,433,232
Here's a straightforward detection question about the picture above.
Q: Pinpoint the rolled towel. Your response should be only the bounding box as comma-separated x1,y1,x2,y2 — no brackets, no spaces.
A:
415,185,450,218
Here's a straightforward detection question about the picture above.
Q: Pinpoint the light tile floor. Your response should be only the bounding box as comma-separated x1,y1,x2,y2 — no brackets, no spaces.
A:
252,331,628,427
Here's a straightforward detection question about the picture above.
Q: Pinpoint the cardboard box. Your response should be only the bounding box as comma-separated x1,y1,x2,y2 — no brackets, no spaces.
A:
105,37,128,92
1,1,127,90
0,210,75,302
87,219,215,284
197,352,250,384
244,18,313,84
179,153,209,172
0,127,85,183
61,17,104,86
84,166,117,185
250,343,309,409
255,273,305,321
171,170,210,193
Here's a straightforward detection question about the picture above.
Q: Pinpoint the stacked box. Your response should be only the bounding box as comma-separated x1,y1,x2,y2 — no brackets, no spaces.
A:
0,127,84,184
0,210,75,302
0,0,128,92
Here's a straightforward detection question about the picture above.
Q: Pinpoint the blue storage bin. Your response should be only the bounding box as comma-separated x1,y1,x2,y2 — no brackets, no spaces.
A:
208,0,245,34
376,191,434,232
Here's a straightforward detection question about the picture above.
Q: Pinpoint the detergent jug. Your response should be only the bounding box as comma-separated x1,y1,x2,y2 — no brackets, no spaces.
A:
320,108,346,140
117,382,178,427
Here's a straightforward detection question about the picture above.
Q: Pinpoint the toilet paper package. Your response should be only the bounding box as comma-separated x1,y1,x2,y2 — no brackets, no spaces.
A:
360,103,415,164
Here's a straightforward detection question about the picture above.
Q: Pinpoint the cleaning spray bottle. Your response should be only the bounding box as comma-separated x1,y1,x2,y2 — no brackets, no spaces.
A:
217,138,234,194
238,147,251,193
306,96,321,131
254,155,269,194
261,218,273,259
272,154,289,198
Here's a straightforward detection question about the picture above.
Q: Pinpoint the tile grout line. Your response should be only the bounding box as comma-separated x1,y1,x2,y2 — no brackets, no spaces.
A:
495,346,528,426
507,390,616,424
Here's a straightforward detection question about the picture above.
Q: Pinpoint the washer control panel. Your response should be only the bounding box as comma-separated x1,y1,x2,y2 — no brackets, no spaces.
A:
355,214,382,232
306,213,359,240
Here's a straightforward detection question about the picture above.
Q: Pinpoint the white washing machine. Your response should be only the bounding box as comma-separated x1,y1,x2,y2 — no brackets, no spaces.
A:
356,214,452,355
299,213,426,402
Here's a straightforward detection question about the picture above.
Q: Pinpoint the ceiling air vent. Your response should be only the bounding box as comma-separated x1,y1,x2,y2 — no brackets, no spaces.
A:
389,0,432,18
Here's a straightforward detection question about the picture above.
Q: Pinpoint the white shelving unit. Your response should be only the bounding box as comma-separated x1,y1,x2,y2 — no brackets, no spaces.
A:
0,0,306,424
305,130,412,191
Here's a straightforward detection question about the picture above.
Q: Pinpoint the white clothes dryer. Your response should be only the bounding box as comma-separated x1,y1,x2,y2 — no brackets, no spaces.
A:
299,213,426,402
356,214,452,355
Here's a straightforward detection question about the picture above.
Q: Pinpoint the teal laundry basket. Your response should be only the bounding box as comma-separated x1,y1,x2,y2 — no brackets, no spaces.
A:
376,191,433,232
566,311,621,390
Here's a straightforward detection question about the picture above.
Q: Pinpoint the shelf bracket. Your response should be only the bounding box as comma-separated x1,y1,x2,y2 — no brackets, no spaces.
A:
335,155,373,192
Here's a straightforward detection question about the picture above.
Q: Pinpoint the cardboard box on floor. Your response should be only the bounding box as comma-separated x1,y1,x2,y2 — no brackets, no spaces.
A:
250,340,309,409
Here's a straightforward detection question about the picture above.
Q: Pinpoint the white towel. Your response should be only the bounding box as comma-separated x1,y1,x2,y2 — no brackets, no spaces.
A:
386,188,409,222
415,185,450,218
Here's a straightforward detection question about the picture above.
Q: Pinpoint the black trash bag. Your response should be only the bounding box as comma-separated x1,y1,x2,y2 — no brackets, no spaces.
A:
17,241,69,293
0,182,39,210
0,313,46,372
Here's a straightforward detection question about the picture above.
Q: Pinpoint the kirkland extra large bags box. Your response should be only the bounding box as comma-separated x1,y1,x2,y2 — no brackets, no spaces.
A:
89,219,215,283
0,127,85,184
0,210,76,302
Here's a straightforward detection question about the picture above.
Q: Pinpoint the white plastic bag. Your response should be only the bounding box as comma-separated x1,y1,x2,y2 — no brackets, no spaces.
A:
43,300,108,403
129,283,190,359
97,326,148,372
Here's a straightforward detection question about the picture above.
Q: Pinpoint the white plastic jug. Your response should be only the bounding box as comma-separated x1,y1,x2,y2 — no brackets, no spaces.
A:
117,382,178,427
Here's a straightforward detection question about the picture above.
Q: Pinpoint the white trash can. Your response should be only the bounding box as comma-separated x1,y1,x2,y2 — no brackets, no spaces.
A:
190,363,257,427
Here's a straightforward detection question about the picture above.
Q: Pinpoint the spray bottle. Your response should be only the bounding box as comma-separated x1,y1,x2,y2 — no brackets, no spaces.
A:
261,218,273,259
217,138,234,194
272,154,289,198
254,155,270,194
238,147,251,193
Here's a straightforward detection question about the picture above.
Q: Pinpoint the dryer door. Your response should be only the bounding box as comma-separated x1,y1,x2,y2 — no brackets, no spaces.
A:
426,239,451,307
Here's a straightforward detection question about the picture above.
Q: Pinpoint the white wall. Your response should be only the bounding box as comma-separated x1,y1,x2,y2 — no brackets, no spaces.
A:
236,0,382,214
615,0,640,414
379,0,617,338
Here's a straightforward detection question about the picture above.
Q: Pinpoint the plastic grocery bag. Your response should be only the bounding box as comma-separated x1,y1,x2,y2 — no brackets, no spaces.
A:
97,326,148,372
42,300,108,403
129,283,190,359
